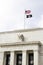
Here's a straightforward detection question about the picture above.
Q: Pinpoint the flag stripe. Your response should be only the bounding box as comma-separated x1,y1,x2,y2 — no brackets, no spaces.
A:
25,10,31,14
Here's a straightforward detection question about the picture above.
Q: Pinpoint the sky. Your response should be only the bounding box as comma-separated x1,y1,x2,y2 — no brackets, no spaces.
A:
0,0,43,32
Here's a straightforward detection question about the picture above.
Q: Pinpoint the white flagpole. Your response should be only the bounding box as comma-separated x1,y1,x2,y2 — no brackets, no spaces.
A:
24,10,32,29
24,10,26,29
24,10,25,29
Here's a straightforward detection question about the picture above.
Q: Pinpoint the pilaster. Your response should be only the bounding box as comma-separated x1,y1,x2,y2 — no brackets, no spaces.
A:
0,52,4,65
22,50,27,65
10,51,15,65
34,50,39,65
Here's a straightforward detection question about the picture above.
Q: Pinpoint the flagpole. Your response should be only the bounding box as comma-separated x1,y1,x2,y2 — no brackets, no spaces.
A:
24,10,32,29
24,10,25,29
24,9,26,29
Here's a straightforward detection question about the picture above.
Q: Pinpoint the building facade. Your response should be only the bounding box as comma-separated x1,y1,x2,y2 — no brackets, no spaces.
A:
0,28,43,65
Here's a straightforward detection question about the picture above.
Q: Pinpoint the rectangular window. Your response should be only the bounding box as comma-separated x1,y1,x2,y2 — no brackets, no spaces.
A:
28,53,34,65
4,52,10,65
16,53,22,65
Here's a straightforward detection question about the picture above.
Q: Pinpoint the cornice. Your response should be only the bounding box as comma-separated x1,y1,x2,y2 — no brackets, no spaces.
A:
0,28,43,34
0,41,41,47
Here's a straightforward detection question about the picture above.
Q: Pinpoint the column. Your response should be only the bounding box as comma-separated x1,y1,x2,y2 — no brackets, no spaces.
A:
22,50,27,65
0,52,4,65
34,50,39,65
10,51,15,65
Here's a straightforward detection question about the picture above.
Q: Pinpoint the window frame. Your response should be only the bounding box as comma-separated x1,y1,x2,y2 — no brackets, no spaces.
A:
15,52,22,65
4,52,10,65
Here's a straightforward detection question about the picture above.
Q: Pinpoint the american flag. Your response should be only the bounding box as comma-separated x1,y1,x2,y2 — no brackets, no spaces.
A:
25,10,31,14
25,10,32,18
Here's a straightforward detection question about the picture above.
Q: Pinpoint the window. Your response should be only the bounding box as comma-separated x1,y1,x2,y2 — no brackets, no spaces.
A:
16,54,22,65
4,52,10,65
28,53,34,65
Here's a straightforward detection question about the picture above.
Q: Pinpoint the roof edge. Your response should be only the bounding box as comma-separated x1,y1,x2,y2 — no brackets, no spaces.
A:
0,41,41,47
0,28,43,34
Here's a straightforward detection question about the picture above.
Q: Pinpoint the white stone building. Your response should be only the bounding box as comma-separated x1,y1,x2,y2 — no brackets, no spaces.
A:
0,28,43,65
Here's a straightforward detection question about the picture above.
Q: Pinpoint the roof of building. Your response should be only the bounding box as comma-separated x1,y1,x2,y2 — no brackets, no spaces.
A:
0,28,43,34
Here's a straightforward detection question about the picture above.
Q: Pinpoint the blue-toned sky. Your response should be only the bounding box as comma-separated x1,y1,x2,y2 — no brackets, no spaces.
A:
0,0,43,31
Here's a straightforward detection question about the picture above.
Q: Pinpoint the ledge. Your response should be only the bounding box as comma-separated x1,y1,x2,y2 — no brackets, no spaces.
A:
0,28,43,34
0,41,41,47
